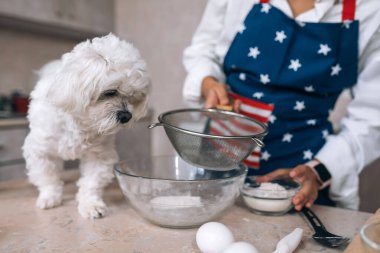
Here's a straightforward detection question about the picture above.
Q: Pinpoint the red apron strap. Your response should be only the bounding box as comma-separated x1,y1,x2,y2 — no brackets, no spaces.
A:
342,0,356,21
260,0,355,20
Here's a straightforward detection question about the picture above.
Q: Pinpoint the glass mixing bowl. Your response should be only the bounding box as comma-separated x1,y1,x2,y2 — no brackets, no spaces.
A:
241,176,300,216
114,155,247,228
360,222,380,252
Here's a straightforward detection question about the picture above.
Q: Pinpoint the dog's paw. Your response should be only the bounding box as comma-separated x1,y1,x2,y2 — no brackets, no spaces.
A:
36,193,63,209
78,201,108,219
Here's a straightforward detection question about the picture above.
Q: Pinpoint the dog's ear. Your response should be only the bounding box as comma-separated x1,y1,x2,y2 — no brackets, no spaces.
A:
45,50,107,114
130,72,151,121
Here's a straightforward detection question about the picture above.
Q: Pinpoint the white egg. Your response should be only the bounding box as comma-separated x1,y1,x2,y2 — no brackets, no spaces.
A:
222,241,259,253
196,222,235,253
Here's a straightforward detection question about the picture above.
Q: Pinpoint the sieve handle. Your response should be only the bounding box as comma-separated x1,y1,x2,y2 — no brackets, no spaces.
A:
148,122,163,129
251,137,264,147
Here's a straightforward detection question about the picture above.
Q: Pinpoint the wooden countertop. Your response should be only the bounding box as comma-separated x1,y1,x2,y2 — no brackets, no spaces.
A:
0,170,372,253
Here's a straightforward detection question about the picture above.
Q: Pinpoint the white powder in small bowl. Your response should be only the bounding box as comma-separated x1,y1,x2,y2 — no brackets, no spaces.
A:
241,181,298,215
242,196,292,213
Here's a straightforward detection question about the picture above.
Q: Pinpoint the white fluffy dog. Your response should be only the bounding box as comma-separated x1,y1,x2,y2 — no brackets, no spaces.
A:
22,34,151,219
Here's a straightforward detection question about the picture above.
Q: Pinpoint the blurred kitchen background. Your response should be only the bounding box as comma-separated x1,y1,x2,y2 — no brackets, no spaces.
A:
0,0,379,213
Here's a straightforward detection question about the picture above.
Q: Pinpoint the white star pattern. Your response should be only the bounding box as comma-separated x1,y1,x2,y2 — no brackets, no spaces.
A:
248,47,260,59
343,20,352,29
303,150,313,160
289,59,302,71
231,65,236,69
294,101,305,111
331,64,342,76
275,30,287,43
318,44,331,56
261,150,271,161
269,114,277,124
322,129,329,139
297,21,306,27
253,92,264,99
214,8,351,168
261,4,271,13
304,85,315,92
260,74,270,84
306,119,317,126
282,133,293,143
237,23,246,34
239,73,246,81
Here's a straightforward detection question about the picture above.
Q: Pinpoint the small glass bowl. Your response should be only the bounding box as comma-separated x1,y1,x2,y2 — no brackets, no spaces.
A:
360,222,380,252
240,176,300,216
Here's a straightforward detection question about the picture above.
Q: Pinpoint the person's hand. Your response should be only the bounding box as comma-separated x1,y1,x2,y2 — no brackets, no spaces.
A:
201,76,241,112
255,165,321,211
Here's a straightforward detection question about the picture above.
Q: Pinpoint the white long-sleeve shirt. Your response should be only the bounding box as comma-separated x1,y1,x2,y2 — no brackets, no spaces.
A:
182,0,380,210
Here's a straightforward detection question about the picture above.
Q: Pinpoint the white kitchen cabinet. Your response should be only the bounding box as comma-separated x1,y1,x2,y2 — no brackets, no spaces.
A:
0,122,29,181
0,127,27,162
0,0,114,39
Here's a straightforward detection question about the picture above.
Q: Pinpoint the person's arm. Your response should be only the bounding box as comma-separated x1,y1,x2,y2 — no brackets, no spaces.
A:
316,24,380,210
182,0,229,104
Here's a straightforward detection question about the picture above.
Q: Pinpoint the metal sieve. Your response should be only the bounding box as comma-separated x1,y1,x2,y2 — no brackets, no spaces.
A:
148,108,268,171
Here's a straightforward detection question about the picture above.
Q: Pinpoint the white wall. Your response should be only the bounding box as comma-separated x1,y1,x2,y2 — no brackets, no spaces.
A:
0,0,114,95
115,0,207,156
0,29,78,95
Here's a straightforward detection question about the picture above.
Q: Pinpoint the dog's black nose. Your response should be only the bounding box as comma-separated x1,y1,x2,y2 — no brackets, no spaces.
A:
117,111,132,124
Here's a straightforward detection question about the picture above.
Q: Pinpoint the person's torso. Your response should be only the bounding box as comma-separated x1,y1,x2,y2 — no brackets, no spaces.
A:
221,0,359,172
214,0,379,70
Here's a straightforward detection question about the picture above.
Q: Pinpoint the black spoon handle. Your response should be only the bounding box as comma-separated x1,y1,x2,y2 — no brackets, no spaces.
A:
301,207,327,232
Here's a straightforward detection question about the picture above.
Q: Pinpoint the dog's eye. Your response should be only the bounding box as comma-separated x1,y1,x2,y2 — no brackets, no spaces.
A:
103,90,118,97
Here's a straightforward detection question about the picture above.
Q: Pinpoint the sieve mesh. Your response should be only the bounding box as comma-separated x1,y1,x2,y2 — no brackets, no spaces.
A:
150,108,267,171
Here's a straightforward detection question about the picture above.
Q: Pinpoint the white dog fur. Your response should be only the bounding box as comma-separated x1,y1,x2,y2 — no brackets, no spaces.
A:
22,34,151,219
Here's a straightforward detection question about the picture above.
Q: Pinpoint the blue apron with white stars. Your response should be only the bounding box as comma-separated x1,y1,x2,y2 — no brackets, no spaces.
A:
223,0,359,182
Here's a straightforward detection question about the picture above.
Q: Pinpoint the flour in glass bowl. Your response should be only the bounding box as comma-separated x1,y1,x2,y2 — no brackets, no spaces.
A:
252,182,289,198
241,182,296,215
146,193,235,228
150,196,203,210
